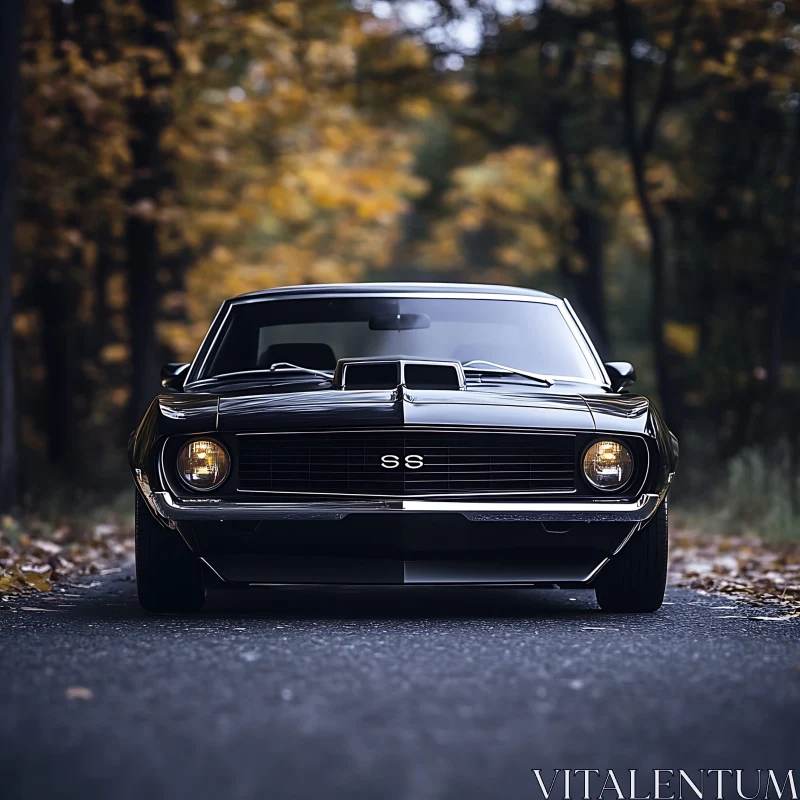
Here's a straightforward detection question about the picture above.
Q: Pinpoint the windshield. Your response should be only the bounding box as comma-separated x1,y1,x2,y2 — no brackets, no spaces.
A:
199,297,598,382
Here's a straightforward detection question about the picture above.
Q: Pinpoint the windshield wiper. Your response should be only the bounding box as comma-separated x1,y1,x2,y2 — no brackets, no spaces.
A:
462,360,554,387
268,362,334,380
199,366,333,383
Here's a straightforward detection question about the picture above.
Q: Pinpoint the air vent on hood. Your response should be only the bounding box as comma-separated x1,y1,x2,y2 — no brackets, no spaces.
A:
337,359,465,391
404,364,461,390
342,362,400,390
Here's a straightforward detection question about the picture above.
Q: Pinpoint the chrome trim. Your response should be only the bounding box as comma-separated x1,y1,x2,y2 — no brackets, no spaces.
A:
583,558,610,583
235,426,578,437
150,491,662,524
607,493,667,558
236,488,577,499
134,469,175,528
186,300,230,388
611,525,640,556
563,298,611,387
199,557,226,582
405,495,657,518
184,292,604,388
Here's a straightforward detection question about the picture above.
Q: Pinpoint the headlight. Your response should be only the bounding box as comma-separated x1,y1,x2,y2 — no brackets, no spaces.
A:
177,439,230,491
583,440,633,490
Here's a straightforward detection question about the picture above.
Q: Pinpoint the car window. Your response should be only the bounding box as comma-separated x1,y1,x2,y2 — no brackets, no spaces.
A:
202,297,597,381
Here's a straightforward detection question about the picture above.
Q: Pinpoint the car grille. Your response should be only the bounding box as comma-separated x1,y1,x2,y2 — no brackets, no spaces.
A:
237,430,576,496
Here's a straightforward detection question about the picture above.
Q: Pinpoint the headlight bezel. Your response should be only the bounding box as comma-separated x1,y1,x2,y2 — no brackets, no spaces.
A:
581,438,635,493
176,437,231,493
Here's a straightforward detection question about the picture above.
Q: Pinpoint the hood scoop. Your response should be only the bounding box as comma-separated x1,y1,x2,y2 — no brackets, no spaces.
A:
336,358,465,391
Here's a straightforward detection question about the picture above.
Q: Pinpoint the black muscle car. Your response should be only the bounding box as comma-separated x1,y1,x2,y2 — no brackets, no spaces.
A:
130,283,678,613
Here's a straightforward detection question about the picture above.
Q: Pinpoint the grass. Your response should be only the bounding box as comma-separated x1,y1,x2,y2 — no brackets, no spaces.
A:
676,443,800,544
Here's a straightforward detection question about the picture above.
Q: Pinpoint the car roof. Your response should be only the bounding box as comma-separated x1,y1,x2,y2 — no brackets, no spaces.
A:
232,282,558,302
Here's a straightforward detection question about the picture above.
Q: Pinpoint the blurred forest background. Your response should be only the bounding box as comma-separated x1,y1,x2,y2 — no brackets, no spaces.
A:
0,0,798,537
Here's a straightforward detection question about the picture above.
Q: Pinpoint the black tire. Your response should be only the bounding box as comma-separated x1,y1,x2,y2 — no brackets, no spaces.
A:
594,501,668,613
135,492,205,613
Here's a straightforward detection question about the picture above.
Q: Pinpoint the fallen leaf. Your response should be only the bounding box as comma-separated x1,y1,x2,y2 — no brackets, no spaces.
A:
671,532,800,611
20,566,53,592
0,515,133,596
65,686,94,700
31,539,61,556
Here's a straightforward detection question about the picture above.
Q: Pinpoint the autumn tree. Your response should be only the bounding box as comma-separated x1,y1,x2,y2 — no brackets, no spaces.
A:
654,0,800,451
406,0,798,450
407,3,627,351
160,0,429,355
9,0,799,494
13,0,432,478
16,0,139,467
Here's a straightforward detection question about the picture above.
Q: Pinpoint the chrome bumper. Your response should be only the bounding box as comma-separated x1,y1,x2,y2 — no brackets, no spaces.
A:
149,491,662,524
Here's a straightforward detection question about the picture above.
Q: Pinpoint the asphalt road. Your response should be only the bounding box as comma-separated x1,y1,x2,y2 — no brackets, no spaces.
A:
1,569,799,800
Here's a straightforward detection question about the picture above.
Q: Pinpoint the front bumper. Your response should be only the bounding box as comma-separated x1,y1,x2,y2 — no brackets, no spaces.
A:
149,490,662,525
143,491,669,586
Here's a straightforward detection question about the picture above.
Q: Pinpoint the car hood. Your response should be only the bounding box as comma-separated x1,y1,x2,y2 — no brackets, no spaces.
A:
204,386,651,435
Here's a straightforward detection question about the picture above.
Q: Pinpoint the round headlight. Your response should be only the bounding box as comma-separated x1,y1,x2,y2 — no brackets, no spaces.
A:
583,440,633,490
177,439,230,491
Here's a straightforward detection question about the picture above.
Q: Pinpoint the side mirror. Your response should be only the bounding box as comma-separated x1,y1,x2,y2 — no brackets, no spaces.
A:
160,362,190,392
604,361,636,392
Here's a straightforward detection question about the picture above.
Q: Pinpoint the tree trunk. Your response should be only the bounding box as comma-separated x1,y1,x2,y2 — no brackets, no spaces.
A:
126,0,178,430
0,0,24,511
613,0,694,430
39,275,80,466
765,110,800,435
573,166,608,354
550,119,608,352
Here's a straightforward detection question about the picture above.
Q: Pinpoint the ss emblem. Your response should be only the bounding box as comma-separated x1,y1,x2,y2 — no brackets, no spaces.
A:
381,454,424,469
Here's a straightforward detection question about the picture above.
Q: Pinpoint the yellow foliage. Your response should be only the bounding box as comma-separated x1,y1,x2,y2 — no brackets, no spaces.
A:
272,2,301,29
13,312,37,338
100,343,130,364
420,145,570,279
401,98,434,120
158,0,429,358
665,321,701,357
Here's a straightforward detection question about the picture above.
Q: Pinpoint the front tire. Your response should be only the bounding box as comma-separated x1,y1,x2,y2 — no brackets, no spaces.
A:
594,502,668,613
135,491,205,613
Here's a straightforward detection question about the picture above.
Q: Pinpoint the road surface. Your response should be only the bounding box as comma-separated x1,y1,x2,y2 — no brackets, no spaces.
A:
1,568,798,800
